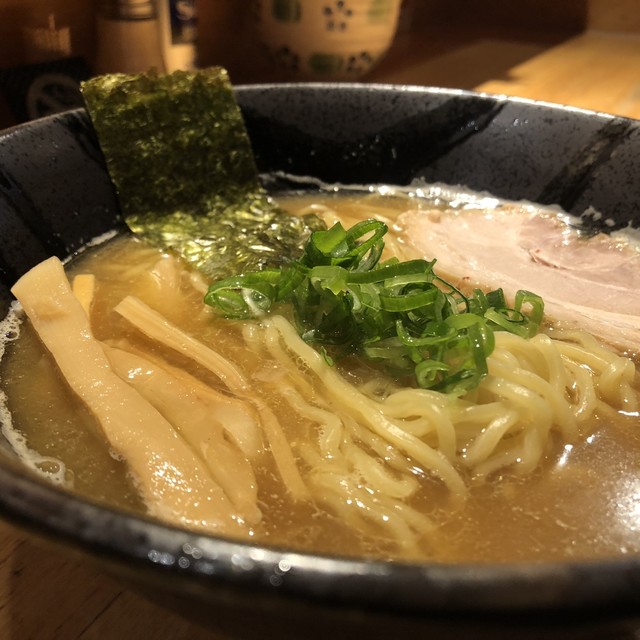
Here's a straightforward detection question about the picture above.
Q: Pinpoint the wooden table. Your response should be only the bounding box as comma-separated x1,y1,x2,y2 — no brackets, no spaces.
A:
0,522,221,639
2,26,640,640
372,28,640,120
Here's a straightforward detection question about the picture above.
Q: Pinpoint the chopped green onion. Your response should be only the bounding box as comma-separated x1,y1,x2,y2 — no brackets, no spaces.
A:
204,219,545,394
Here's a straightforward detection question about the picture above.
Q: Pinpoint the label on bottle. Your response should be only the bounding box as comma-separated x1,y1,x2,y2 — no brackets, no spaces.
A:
169,0,197,45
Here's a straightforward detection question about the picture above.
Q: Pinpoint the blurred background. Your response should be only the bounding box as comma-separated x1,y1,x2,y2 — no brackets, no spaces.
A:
1,0,640,129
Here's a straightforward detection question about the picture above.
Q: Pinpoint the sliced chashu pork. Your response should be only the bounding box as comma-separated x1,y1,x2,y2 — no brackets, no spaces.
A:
396,204,640,355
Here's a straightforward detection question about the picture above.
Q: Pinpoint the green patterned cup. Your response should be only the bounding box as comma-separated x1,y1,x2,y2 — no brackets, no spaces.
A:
255,0,401,80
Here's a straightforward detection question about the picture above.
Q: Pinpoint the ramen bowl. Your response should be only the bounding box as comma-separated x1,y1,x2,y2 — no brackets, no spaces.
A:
1,84,640,640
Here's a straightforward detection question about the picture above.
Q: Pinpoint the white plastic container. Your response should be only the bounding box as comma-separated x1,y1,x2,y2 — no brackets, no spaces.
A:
157,0,198,71
95,0,166,74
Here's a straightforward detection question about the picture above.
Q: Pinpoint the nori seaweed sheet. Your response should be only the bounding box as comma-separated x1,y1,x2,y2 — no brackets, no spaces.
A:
81,67,321,279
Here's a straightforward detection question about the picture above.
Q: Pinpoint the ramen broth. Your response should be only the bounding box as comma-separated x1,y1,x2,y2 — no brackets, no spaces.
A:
1,188,639,563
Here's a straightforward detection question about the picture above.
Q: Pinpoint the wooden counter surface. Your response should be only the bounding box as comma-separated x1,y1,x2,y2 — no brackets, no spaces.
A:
2,25,640,640
371,28,640,120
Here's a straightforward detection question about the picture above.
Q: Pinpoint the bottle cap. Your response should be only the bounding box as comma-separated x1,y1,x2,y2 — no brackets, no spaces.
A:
99,0,157,21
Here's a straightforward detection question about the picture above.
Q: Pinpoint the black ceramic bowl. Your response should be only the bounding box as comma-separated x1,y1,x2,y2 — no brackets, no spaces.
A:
1,85,640,640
